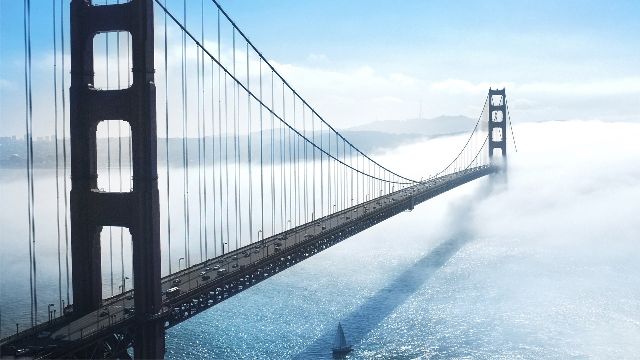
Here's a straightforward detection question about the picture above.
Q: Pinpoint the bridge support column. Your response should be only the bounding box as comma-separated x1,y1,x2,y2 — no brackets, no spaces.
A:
488,88,507,165
70,0,164,358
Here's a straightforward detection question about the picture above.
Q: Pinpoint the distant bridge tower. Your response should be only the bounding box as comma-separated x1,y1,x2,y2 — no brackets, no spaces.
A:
69,0,164,358
488,88,507,161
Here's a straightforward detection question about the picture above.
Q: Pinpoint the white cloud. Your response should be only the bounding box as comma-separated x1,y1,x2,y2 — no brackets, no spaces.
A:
429,78,640,97
249,59,640,127
4,25,639,139
371,96,405,104
517,78,640,96
430,79,496,94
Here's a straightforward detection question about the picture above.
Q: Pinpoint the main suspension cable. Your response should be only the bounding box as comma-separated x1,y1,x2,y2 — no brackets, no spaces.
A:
154,0,416,185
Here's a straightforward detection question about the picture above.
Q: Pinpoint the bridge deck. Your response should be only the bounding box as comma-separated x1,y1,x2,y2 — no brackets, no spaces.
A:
0,166,495,358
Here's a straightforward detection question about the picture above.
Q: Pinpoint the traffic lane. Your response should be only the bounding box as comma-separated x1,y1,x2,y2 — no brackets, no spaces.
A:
162,178,444,300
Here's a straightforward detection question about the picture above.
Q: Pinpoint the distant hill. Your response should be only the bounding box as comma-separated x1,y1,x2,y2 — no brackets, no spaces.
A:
0,116,472,168
348,115,476,136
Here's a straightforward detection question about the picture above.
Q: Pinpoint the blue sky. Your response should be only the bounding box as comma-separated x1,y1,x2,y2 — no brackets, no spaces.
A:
1,0,639,136
220,0,639,80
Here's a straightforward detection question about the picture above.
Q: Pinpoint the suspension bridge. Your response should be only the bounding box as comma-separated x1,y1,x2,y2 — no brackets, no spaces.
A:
0,0,513,358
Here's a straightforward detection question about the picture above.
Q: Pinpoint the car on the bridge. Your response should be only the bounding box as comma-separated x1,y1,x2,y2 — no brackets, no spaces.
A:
217,268,227,275
201,274,211,281
166,287,181,299
173,278,182,286
15,348,31,357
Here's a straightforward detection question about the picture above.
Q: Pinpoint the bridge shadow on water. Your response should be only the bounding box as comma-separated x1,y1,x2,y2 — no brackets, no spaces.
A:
294,206,477,359
292,173,505,359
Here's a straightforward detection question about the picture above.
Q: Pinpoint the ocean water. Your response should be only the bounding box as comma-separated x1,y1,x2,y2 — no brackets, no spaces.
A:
2,121,640,359
164,121,640,359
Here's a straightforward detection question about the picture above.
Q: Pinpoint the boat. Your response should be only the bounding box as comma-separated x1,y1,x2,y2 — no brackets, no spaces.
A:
332,322,353,357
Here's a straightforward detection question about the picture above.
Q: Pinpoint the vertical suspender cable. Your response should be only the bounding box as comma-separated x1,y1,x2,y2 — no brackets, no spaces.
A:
105,0,114,297
199,0,208,261
247,43,254,245
208,21,215,259
292,97,297,227
225,72,230,255
350,146,353,207
259,60,264,242
320,122,323,218
232,29,240,251
181,0,191,267
303,106,308,223
281,84,285,231
328,127,331,214
163,0,172,274
201,0,208,260
60,0,70,306
270,71,275,236
23,0,37,325
210,56,217,258
218,10,225,256
28,0,36,322
343,140,346,209
356,149,359,204
196,0,204,263
335,133,339,211
210,55,216,258
52,0,63,313
116,0,125,291
312,112,316,221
